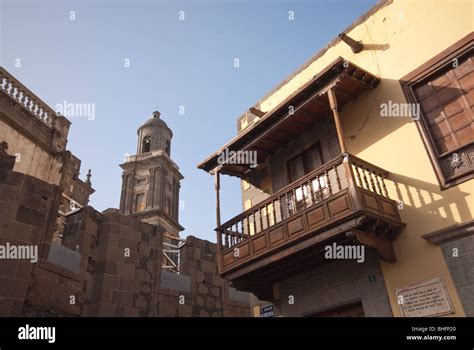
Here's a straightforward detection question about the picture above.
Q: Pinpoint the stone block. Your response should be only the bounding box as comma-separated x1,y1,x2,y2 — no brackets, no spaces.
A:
0,219,32,242
22,176,54,198
15,260,35,279
211,287,220,298
118,262,135,279
118,236,137,251
134,295,148,308
135,268,150,283
207,243,217,254
158,299,178,316
123,306,140,317
0,201,17,220
0,185,26,205
179,304,193,317
201,260,216,274
91,303,115,317
0,276,29,299
0,259,19,278
15,205,45,228
199,309,209,317
138,241,151,256
139,221,155,235
198,284,208,294
95,260,117,275
119,277,141,292
94,273,119,291
0,299,13,316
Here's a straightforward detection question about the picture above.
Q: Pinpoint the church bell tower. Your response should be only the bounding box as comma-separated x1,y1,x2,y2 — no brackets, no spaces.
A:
119,111,184,236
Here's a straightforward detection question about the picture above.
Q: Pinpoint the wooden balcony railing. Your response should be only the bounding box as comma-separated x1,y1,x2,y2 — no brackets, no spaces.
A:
217,153,403,276
0,67,57,128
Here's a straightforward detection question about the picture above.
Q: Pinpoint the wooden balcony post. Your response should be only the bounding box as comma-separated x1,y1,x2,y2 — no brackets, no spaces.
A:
342,154,363,212
328,87,346,154
214,169,221,227
214,168,222,273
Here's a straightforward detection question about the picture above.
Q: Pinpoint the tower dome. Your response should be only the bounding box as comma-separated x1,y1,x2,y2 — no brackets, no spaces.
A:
137,111,173,155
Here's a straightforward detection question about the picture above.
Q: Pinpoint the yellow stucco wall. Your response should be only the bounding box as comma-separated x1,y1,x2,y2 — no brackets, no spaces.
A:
256,0,473,316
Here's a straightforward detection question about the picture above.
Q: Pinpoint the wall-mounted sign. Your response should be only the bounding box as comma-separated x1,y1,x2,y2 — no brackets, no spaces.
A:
260,304,275,318
395,277,454,317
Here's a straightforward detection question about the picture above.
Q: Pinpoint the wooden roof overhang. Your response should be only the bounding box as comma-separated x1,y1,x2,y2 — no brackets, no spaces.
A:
197,57,380,177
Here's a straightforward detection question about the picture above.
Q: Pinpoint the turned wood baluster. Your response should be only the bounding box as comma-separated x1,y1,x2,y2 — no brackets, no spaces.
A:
225,230,229,248
291,187,298,214
279,196,284,222
252,212,257,236
360,165,369,190
374,171,382,195
354,165,363,188
266,205,270,229
272,200,277,225
334,166,342,191
285,193,290,217
246,216,250,238
325,170,332,196
259,208,264,232
367,167,375,193
307,180,314,205
381,177,389,197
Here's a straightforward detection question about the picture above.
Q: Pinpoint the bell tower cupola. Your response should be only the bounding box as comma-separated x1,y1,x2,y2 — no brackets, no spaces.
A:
119,110,183,236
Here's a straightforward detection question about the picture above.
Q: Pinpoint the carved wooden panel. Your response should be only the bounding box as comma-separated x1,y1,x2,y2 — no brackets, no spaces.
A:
306,205,327,228
238,242,251,258
252,234,267,253
380,198,398,220
287,216,305,236
328,194,351,217
269,225,286,246
361,192,379,212
223,250,235,268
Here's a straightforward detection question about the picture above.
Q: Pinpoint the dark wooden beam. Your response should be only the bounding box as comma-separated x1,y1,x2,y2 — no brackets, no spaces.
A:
299,109,325,119
328,87,347,154
249,107,266,118
334,87,353,101
353,228,396,263
262,137,285,147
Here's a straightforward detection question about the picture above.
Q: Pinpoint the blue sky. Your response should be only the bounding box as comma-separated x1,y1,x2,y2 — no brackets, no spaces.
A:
1,0,377,242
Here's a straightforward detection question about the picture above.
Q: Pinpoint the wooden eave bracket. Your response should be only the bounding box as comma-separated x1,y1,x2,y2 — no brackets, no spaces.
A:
352,228,396,263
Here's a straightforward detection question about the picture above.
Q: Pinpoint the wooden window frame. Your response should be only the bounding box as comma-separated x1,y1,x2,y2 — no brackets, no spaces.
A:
400,33,474,190
286,141,324,184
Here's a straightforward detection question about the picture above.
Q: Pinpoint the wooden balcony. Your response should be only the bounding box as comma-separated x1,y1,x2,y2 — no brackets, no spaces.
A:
216,153,405,298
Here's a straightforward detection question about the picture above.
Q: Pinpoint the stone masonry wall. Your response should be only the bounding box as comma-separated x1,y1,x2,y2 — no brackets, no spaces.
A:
0,151,62,316
156,236,251,317
89,209,163,317
0,156,253,316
